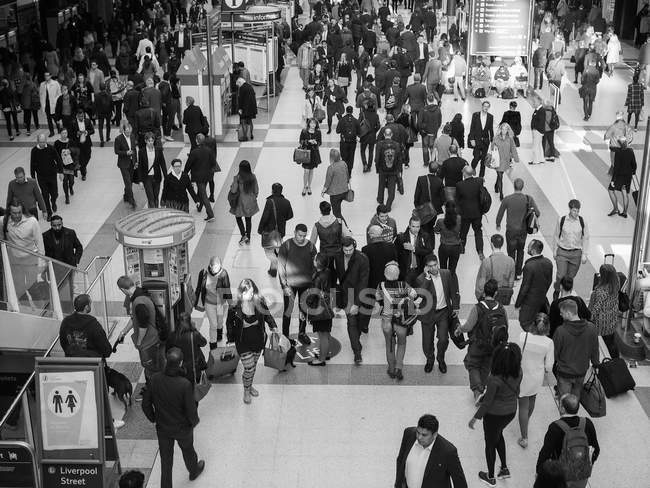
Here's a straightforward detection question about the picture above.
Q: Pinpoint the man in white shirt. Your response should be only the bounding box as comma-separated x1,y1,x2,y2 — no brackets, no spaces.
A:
39,72,61,137
395,414,468,488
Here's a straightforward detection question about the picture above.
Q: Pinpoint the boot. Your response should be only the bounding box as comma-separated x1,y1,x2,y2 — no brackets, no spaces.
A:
243,388,252,404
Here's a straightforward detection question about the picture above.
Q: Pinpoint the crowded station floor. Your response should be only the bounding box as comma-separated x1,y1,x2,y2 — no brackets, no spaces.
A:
2,23,650,488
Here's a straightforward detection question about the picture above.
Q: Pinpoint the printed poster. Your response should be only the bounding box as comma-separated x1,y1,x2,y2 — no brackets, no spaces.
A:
39,370,98,451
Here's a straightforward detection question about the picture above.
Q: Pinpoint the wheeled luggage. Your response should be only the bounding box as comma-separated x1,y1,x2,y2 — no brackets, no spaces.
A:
206,345,239,379
596,357,636,398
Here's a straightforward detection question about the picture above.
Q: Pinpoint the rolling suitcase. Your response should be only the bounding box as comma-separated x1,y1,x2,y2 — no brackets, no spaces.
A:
596,357,636,398
206,345,239,379
592,254,627,290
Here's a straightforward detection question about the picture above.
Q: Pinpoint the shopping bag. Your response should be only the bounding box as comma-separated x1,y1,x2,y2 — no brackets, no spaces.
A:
237,124,247,142
293,147,311,165
313,106,326,123
264,331,289,371
193,371,211,402
206,345,239,379
580,370,607,418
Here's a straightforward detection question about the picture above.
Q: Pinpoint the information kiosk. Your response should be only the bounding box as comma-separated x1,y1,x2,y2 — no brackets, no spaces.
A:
114,209,195,330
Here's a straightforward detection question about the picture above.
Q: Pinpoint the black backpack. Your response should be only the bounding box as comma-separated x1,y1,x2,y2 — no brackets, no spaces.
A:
474,299,508,353
137,290,170,342
479,184,492,214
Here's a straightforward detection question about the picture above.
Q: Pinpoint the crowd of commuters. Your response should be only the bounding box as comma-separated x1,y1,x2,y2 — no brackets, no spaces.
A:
0,1,630,488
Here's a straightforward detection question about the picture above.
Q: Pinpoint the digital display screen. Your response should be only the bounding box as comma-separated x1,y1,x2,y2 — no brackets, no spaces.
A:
469,0,533,57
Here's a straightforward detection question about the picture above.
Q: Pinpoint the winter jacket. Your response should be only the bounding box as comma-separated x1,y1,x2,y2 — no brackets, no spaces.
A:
553,319,600,377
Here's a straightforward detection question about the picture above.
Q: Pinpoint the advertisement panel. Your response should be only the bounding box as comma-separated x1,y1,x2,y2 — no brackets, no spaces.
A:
469,0,533,57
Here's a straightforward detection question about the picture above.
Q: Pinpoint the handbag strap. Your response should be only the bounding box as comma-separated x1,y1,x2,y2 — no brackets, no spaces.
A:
426,175,432,202
190,331,197,384
522,332,529,354
271,199,278,231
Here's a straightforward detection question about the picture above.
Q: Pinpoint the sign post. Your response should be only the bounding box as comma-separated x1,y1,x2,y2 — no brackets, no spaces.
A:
34,358,121,488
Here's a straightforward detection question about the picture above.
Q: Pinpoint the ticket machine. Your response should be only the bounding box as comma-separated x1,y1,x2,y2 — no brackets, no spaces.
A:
114,209,195,329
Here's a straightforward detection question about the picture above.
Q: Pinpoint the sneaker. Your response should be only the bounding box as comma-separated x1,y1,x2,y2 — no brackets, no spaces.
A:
478,252,485,261
497,467,511,479
243,389,252,404
113,419,125,429
298,332,311,345
26,131,30,136
164,136,174,141
517,437,528,448
620,212,628,218
478,471,496,487
238,236,246,245
204,216,215,222
249,386,259,397
135,387,146,402
217,329,223,342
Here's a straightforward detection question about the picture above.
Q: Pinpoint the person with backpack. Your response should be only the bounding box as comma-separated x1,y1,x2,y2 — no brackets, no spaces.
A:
457,279,509,401
467,342,522,487
336,106,360,176
515,239,553,331
553,200,589,295
536,393,600,488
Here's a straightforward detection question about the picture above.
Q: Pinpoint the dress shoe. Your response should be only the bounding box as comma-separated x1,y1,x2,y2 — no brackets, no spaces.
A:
209,195,215,202
438,360,447,374
65,197,70,204
424,361,434,373
190,460,205,481
82,175,87,181
100,141,105,147
354,353,363,364
394,368,404,380
52,203,57,212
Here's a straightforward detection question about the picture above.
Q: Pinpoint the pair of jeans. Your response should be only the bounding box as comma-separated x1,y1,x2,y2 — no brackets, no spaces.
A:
532,130,545,163
421,134,436,164
460,217,484,253
360,141,375,168
554,248,582,291
421,307,450,362
142,175,160,208
557,373,585,399
505,229,527,276
438,243,462,275
112,100,123,123
377,173,398,210
340,141,356,175
97,115,111,142
346,312,363,355
471,143,488,177
119,167,135,205
240,117,253,139
157,430,199,488
582,95,594,118
464,346,491,393
236,216,252,238
3,109,19,137
23,109,39,131
483,412,516,478
282,286,309,337
63,174,75,199
195,181,214,218
381,316,407,371
533,67,544,89
204,301,226,343
38,178,58,216
543,130,557,158
330,192,347,221
628,110,641,128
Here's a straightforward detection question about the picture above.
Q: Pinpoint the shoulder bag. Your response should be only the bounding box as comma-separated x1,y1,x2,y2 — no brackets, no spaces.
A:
525,195,539,234
491,257,514,305
413,175,436,224
227,176,240,208
191,331,211,402
261,199,283,249
345,183,355,202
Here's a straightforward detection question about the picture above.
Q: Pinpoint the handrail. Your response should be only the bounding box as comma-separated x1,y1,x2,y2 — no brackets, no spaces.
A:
0,238,84,273
84,256,113,292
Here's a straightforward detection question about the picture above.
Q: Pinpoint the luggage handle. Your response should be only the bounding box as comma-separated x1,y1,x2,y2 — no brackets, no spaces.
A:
603,253,615,264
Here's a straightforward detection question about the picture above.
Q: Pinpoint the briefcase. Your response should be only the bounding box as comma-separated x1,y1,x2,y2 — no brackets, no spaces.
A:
596,358,635,398
206,345,239,379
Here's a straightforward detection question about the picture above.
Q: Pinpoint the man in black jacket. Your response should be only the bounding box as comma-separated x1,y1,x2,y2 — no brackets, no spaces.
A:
30,134,62,221
257,183,294,277
182,96,204,150
414,162,445,236
467,100,494,177
439,144,467,202
536,393,600,484
59,294,111,358
456,166,485,258
114,123,138,208
134,98,161,148
418,94,442,165
336,105,361,175
143,348,205,488
395,414,467,488
137,132,166,209
395,217,435,285
515,239,554,331
43,215,83,267
69,109,95,181
334,237,370,364
237,77,258,140
122,81,140,129
184,133,215,222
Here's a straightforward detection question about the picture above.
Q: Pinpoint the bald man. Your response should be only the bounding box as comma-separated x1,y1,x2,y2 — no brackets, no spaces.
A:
30,134,62,221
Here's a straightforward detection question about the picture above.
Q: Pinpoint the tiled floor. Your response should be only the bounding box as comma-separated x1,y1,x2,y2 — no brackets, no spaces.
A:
2,13,650,488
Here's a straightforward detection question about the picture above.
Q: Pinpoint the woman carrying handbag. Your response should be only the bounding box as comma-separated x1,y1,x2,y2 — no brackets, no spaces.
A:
166,312,209,402
336,53,352,96
195,256,233,349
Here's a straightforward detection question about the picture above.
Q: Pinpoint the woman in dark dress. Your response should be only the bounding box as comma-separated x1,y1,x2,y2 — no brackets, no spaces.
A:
226,279,278,404
299,118,322,196
608,140,637,218
166,312,207,386
323,78,345,134
335,52,352,96
450,113,465,149
306,254,334,366
500,101,522,147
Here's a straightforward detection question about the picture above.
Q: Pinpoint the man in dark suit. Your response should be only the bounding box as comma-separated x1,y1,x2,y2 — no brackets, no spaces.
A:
237,77,258,140
360,225,398,334
122,81,140,129
182,96,205,150
467,100,494,177
414,162,445,236
455,166,485,259
399,26,418,65
395,217,435,286
334,237,370,364
142,348,205,488
416,254,459,373
515,239,554,331
137,132,166,209
114,123,138,208
69,109,95,181
404,73,428,129
43,215,83,267
184,133,215,222
413,34,429,76
172,23,191,56
395,414,467,488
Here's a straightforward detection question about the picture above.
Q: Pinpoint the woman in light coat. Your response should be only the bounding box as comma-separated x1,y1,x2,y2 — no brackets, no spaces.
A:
302,86,323,124
490,123,519,200
516,313,554,448
605,27,621,76
229,160,259,245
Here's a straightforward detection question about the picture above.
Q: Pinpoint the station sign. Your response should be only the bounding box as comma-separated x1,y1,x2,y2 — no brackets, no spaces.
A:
469,0,533,57
42,462,102,488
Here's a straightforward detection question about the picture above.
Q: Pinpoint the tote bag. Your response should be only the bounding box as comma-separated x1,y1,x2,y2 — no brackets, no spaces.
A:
191,332,211,402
